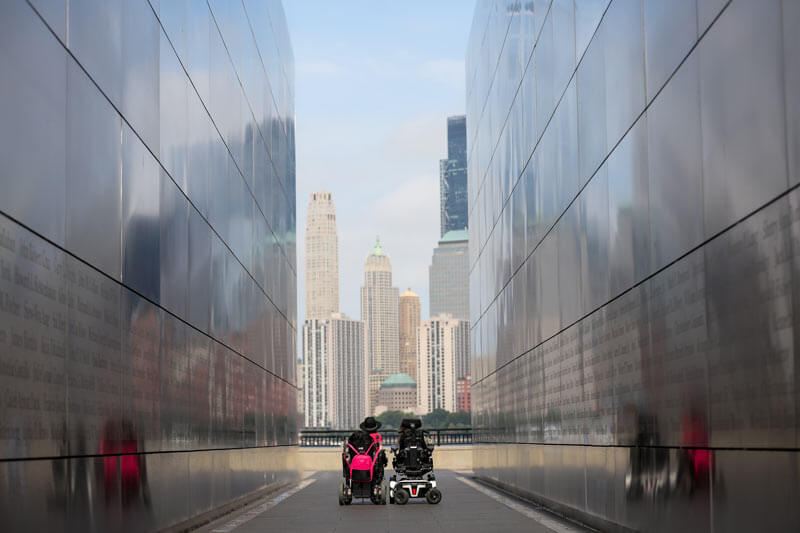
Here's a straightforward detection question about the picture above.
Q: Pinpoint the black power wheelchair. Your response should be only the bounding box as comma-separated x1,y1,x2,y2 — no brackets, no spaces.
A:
388,419,442,505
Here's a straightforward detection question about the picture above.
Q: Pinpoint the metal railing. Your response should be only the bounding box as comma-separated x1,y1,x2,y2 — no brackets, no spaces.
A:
299,428,472,447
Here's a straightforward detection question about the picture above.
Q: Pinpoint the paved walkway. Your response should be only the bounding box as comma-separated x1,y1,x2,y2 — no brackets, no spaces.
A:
198,470,592,533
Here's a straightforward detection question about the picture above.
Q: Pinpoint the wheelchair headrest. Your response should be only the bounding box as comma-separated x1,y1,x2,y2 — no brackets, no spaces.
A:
399,418,422,430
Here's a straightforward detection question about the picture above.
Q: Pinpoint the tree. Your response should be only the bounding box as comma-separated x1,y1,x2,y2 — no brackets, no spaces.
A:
375,410,415,429
449,410,471,427
422,408,450,428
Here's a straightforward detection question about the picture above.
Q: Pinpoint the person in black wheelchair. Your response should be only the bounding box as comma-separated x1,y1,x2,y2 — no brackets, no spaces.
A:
339,417,388,505
389,418,442,505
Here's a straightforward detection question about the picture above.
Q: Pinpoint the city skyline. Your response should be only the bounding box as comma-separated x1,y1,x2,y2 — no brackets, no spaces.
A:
287,1,477,336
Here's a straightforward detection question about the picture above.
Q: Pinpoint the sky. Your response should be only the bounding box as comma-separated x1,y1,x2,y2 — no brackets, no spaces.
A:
283,1,477,346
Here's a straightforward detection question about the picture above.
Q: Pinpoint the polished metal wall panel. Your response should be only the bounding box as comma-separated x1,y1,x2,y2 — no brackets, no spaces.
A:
699,0,788,237
122,125,161,303
607,117,650,297
602,0,644,150
1,0,297,530
0,214,68,460
555,80,579,216
66,60,123,279
576,25,606,186
574,0,608,63
159,30,189,193
121,0,160,156
697,0,728,34
579,166,609,314
646,52,703,272
68,0,123,106
29,0,67,43
0,0,67,245
705,196,795,448
66,255,123,457
556,203,581,325
643,0,697,102
712,450,800,531
159,173,190,318
187,207,212,333
468,0,799,529
646,249,709,448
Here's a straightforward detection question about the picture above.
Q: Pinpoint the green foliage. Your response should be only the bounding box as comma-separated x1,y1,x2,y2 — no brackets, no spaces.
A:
448,410,471,427
421,409,472,428
375,409,473,429
422,408,450,428
375,410,416,429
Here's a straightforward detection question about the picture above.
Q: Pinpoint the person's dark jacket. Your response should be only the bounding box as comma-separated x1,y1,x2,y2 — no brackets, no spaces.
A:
347,430,374,453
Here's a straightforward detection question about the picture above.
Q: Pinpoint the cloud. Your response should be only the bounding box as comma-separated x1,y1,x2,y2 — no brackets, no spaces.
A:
297,59,344,78
385,112,449,165
363,57,405,79
417,59,465,89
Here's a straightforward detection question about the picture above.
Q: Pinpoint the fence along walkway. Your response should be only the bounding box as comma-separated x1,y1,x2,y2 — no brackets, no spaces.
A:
299,428,472,447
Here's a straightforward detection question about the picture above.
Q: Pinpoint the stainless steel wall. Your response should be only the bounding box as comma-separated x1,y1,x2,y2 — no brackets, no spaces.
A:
466,1,799,531
0,1,298,531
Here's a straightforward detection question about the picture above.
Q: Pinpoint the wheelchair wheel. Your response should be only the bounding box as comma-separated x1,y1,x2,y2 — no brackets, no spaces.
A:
425,488,442,504
381,481,388,505
395,488,410,505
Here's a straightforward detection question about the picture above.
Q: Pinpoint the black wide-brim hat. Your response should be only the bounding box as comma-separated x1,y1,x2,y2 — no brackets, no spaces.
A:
359,416,382,432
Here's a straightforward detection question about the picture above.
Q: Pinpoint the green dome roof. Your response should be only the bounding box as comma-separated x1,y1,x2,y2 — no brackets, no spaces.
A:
380,373,416,388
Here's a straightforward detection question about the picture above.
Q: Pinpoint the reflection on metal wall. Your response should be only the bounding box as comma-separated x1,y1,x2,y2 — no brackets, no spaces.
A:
466,0,799,531
0,0,297,530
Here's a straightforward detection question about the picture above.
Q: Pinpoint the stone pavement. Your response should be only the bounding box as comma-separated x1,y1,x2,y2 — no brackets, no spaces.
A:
198,470,593,533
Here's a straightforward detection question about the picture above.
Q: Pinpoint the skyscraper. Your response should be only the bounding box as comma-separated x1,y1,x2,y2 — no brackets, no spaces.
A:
304,191,339,319
429,229,469,320
361,237,399,413
302,313,365,429
398,288,421,381
328,314,366,430
439,115,468,236
417,315,468,414
302,319,331,428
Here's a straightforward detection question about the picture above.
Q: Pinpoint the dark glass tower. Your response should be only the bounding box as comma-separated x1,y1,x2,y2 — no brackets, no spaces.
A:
439,115,468,236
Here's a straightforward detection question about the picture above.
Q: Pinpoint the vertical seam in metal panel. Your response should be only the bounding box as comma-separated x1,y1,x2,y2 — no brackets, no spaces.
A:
778,0,792,191
119,122,123,282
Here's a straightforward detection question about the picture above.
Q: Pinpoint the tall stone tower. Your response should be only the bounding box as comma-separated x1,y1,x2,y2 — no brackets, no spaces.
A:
304,191,339,319
360,236,399,413
398,288,420,381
